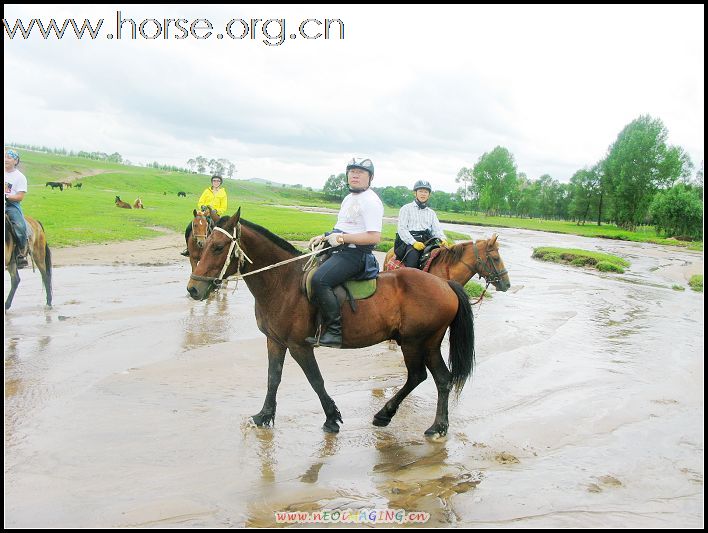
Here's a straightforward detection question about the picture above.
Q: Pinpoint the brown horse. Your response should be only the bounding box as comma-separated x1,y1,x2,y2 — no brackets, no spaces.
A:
383,236,511,290
187,209,475,436
4,214,53,310
185,209,214,271
115,196,132,209
133,197,144,209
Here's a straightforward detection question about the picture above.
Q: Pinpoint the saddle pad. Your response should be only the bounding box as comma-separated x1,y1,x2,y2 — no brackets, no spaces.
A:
305,267,377,302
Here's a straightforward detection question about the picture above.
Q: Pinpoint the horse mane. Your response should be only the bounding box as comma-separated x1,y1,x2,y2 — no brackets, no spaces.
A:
438,242,467,265
216,217,302,256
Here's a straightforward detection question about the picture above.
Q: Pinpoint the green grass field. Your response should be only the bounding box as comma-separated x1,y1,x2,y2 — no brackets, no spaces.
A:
532,247,630,273
11,150,704,252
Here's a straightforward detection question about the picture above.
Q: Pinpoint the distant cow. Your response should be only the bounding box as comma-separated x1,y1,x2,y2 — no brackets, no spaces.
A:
74,183,83,189
133,197,144,209
177,191,187,197
115,196,132,209
45,182,64,191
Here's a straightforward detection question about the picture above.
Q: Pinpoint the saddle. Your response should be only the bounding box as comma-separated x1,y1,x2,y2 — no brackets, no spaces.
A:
387,241,442,271
301,252,377,313
5,213,32,262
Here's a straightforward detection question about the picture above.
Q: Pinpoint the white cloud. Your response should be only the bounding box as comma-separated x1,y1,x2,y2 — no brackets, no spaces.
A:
4,4,704,192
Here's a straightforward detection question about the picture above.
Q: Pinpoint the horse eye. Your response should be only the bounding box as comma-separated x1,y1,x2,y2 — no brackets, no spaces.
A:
213,245,224,253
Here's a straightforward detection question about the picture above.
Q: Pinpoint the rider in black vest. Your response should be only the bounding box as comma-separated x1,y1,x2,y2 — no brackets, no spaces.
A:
395,180,450,268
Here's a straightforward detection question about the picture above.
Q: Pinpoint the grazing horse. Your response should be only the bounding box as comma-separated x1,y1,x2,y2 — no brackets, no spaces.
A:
187,209,475,437
384,236,511,290
133,197,144,209
4,215,53,310
177,191,187,197
74,183,83,189
45,181,64,191
115,196,132,209
185,209,215,271
61,181,72,189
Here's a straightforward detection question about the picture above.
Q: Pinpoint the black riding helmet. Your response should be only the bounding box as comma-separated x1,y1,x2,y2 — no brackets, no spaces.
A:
346,158,374,178
211,175,223,184
413,180,432,192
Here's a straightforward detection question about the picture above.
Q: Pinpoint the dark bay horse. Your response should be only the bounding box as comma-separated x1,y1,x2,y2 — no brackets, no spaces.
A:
187,209,475,437
384,236,511,290
4,214,53,310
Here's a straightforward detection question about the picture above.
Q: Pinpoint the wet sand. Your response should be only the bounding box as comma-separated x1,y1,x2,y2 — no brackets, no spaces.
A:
4,225,704,527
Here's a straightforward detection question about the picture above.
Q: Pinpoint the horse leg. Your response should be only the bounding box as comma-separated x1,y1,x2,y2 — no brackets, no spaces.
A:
373,343,427,427
5,263,20,310
252,338,286,428
39,245,52,307
423,347,453,437
289,344,343,433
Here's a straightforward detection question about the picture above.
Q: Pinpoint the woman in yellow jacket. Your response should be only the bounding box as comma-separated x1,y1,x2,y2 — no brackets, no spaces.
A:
181,175,228,256
197,175,228,215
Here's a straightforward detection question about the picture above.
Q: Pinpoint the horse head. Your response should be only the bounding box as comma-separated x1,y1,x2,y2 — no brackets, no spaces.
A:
454,235,510,291
192,209,211,248
188,208,243,300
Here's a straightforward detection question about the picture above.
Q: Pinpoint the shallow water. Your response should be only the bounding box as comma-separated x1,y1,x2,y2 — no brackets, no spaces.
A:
4,228,703,527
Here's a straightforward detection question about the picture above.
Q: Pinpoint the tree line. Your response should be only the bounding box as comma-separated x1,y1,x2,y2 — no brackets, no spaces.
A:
186,156,237,178
323,115,703,239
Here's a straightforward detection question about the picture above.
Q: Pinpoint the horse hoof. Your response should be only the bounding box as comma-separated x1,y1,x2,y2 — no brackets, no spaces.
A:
372,414,391,427
323,420,340,433
252,413,274,427
424,425,448,437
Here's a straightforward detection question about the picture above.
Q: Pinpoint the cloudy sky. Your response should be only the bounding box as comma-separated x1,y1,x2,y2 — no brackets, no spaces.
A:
4,4,704,192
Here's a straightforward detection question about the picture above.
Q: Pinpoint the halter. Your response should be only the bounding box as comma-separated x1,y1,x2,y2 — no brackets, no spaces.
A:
191,215,212,247
188,222,326,289
471,241,508,285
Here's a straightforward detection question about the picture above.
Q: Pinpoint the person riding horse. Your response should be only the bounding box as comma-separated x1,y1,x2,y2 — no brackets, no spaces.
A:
4,148,29,269
394,180,451,268
181,175,228,256
306,157,384,348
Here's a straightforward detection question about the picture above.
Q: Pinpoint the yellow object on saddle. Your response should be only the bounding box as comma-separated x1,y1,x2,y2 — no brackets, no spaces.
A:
304,266,377,307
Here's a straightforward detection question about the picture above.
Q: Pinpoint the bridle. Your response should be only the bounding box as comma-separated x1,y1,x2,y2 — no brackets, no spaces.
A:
459,241,508,286
191,215,212,248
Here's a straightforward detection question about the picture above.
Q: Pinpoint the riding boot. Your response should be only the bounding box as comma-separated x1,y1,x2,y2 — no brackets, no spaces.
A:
305,288,343,348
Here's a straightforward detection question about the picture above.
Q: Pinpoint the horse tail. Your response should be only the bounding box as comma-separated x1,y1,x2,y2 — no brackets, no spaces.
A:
447,280,475,396
44,243,53,300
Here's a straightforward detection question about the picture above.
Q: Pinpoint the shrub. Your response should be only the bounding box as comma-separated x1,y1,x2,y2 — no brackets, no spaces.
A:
596,261,624,273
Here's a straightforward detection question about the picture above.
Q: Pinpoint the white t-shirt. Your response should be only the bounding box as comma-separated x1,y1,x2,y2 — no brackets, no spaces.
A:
334,188,384,234
5,168,28,197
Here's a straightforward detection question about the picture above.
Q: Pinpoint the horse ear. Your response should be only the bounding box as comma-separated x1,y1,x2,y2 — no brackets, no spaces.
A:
193,209,198,217
488,234,498,247
226,207,241,228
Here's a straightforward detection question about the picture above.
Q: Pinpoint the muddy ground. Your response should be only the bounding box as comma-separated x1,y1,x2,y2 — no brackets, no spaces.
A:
4,224,704,527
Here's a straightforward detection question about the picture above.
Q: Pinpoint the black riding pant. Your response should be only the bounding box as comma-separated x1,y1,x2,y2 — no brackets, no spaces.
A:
400,245,422,268
311,247,368,322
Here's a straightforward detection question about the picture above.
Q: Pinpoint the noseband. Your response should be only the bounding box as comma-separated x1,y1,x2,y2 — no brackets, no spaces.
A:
189,223,253,287
464,242,508,285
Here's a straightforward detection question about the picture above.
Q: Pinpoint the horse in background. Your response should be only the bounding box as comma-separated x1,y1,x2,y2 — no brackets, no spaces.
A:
74,183,83,189
185,209,215,271
4,215,53,310
45,182,64,191
384,235,510,291
177,191,187,197
187,209,476,437
115,196,132,209
133,197,144,209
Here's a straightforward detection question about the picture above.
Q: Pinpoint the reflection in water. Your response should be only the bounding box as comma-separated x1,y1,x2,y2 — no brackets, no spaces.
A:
299,433,339,484
181,291,231,350
372,431,481,525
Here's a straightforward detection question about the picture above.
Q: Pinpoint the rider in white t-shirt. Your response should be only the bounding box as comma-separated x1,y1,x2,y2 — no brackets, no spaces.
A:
305,158,384,348
4,148,29,268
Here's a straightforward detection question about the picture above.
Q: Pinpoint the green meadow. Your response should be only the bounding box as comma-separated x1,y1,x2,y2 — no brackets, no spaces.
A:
13,150,702,253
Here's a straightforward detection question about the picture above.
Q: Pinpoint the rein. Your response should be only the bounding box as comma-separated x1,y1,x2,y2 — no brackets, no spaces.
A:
189,224,328,287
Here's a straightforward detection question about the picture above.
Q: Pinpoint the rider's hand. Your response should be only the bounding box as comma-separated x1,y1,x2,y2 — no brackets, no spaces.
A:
308,234,325,250
412,241,425,251
326,233,344,247
441,240,451,248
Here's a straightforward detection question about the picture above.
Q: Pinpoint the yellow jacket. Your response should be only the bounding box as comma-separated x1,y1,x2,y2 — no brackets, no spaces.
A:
197,187,228,215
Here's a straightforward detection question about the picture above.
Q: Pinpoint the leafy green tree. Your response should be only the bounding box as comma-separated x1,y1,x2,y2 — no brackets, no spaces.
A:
604,115,693,230
455,166,476,211
472,146,518,216
650,184,703,239
323,173,348,200
569,165,602,224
